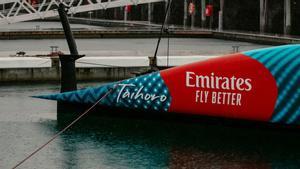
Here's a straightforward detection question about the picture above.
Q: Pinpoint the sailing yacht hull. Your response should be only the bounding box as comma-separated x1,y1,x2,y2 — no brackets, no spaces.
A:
35,45,300,125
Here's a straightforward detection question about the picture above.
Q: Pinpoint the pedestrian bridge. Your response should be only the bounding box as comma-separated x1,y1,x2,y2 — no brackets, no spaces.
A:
0,0,164,24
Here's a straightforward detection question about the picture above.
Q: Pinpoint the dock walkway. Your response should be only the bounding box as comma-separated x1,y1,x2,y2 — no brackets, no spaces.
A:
0,55,217,82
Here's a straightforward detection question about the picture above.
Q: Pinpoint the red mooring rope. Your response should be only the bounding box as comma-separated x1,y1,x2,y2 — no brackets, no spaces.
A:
12,87,116,169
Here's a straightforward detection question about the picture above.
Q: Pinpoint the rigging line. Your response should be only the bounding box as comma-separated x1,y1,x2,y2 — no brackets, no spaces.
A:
153,0,173,61
166,23,170,67
166,2,170,68
37,60,51,66
167,32,170,67
34,57,128,68
76,61,125,68
11,85,118,169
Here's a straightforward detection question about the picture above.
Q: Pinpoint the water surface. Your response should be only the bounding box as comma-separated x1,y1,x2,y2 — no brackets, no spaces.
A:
1,83,300,169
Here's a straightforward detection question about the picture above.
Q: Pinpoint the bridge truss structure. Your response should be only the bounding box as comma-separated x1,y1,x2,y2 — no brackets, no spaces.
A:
0,0,164,24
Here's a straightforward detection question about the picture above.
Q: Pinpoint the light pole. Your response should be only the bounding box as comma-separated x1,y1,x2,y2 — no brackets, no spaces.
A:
284,0,291,35
184,0,187,29
218,0,224,31
201,0,206,28
260,0,267,33
88,11,93,20
148,3,152,25
189,1,195,29
124,6,128,22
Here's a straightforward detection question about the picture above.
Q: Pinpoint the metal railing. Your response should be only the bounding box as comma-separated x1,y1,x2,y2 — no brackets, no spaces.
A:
0,0,164,24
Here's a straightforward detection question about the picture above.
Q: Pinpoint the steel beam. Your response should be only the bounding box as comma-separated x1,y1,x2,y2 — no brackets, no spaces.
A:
0,0,164,25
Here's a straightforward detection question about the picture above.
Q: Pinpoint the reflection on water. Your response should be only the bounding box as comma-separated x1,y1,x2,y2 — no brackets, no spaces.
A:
1,83,300,169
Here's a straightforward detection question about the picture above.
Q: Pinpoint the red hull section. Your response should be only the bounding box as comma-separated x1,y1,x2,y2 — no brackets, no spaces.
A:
161,53,278,121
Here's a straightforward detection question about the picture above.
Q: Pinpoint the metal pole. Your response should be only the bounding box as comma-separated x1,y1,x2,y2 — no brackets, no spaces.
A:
165,0,170,23
165,0,168,10
124,7,127,22
89,11,92,20
148,3,152,25
218,0,224,31
58,3,84,93
284,0,291,35
201,0,206,28
58,3,79,56
152,0,173,70
191,15,195,29
209,0,213,29
191,1,195,29
260,0,267,33
183,0,187,29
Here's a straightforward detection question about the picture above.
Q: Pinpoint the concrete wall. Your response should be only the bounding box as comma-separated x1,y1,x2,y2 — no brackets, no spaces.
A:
0,67,148,82
0,55,217,82
0,57,147,82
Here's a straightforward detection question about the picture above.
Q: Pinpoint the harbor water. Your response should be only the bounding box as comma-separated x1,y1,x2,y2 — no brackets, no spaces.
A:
1,83,300,168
